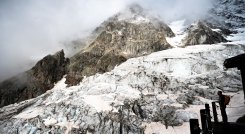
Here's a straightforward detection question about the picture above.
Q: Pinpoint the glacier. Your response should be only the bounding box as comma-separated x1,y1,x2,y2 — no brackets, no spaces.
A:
1,41,245,133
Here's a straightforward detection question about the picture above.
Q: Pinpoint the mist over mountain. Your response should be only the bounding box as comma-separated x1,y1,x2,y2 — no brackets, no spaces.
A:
0,3,176,107
0,0,213,82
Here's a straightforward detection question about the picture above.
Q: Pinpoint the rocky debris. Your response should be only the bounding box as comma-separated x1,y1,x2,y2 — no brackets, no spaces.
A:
0,50,69,108
66,4,174,86
182,21,227,46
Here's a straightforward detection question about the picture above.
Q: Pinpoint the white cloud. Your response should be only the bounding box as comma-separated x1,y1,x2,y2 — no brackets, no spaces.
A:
0,0,213,81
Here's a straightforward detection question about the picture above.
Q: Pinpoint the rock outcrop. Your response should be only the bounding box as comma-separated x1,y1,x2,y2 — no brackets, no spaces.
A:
0,50,69,107
31,50,68,85
182,21,227,46
66,4,174,85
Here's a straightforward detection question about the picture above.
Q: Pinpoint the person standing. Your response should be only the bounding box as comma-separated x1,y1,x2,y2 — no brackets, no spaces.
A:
217,91,228,122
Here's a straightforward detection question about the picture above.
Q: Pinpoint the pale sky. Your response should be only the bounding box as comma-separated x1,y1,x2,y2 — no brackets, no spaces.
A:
0,0,213,81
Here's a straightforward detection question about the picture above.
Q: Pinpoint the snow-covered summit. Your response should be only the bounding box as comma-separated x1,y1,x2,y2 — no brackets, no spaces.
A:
95,4,174,37
116,4,150,24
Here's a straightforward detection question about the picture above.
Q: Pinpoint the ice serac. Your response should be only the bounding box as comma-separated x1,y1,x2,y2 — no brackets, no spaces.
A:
0,50,69,108
0,44,244,134
182,21,227,46
66,4,174,86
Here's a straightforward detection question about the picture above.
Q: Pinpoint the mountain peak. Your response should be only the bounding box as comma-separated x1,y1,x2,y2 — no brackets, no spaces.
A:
113,3,149,24
127,3,144,15
66,4,175,86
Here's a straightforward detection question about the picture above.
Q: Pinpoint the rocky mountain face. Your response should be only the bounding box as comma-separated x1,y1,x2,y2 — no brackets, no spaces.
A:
182,21,227,46
66,5,174,85
32,50,68,85
0,50,69,107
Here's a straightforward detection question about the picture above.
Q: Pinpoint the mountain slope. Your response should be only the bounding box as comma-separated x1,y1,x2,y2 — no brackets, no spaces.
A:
66,4,174,85
0,50,69,107
0,4,174,106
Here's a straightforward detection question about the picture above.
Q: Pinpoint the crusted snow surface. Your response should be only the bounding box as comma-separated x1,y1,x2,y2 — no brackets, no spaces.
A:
144,122,190,134
227,28,245,44
226,90,245,122
1,43,245,133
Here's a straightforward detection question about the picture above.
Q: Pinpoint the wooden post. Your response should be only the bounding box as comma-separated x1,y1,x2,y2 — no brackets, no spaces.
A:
205,104,212,133
190,119,201,134
200,109,207,134
212,102,218,123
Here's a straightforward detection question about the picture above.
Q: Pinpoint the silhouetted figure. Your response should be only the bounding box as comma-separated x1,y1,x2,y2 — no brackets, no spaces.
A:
224,53,245,100
218,91,228,122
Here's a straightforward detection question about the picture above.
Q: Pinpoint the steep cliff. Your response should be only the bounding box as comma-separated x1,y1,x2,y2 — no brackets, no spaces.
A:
0,50,69,107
